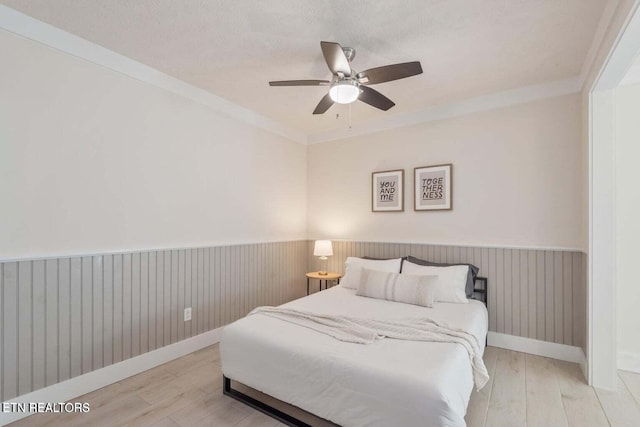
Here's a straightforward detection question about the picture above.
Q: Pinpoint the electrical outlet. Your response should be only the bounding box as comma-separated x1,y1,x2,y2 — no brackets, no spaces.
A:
184,307,192,322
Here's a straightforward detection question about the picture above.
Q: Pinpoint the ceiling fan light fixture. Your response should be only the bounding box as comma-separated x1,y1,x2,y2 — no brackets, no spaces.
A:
329,80,360,104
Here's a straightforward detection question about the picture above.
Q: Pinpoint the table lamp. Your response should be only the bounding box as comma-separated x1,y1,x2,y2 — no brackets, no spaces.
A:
313,240,333,275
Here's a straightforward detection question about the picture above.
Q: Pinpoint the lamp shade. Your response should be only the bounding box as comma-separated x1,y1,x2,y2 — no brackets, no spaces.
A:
313,240,334,257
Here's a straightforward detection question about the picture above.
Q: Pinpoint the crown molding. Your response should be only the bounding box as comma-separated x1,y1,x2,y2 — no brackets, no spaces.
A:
578,0,640,91
0,5,307,144
578,0,620,90
306,76,582,144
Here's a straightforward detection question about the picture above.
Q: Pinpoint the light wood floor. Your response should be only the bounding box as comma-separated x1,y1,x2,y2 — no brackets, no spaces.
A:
10,344,640,427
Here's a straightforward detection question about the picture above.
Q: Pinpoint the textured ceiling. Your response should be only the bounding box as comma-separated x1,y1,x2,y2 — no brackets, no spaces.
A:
2,0,607,135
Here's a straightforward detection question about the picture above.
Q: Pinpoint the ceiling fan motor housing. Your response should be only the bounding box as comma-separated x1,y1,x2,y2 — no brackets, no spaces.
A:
342,46,356,62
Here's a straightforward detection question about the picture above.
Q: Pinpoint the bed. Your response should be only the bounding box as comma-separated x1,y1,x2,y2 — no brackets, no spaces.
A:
220,277,488,427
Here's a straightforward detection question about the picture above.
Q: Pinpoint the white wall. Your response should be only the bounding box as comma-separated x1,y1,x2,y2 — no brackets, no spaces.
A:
307,94,583,250
0,29,307,260
615,82,640,372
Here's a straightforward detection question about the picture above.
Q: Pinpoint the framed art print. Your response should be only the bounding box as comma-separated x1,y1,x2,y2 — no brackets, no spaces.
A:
372,169,404,212
414,164,452,211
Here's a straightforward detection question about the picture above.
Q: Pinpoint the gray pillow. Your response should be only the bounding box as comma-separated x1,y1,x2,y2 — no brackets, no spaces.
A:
404,256,479,298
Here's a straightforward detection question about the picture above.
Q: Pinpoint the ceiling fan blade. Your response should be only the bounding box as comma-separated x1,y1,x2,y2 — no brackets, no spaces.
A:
358,86,395,111
313,93,334,115
269,80,330,86
357,61,423,85
321,41,352,76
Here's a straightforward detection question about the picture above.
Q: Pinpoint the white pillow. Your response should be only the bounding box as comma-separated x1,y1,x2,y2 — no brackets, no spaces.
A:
340,257,403,289
401,261,469,304
357,268,437,308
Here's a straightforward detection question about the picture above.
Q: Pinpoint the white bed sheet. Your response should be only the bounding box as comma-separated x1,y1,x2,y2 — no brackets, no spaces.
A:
221,285,488,427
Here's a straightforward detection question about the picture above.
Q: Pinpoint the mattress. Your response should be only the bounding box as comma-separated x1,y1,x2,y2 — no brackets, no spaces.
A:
220,285,488,427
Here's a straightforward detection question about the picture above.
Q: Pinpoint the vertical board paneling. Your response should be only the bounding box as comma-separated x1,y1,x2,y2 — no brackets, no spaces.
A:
45,259,59,386
210,248,216,326
132,253,141,355
170,250,178,344
80,257,92,375
554,252,564,344
148,252,157,351
527,250,537,340
3,263,18,400
0,241,302,398
503,249,512,335
155,252,164,349
140,253,149,355
488,248,497,332
113,255,124,363
229,246,236,321
17,261,32,396
214,247,221,329
536,252,546,341
220,247,227,326
102,255,113,367
185,249,192,338
177,250,185,342
231,245,237,321
511,250,520,337
496,249,505,334
33,260,46,388
122,254,132,360
1,240,585,400
191,249,198,335
572,253,585,350
518,250,528,338
58,259,71,382
204,248,211,331
69,258,82,377
195,249,204,334
91,256,102,371
164,252,172,346
563,252,573,346
544,251,555,342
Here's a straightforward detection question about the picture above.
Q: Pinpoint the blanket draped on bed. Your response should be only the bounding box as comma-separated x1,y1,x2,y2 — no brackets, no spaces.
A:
249,306,489,390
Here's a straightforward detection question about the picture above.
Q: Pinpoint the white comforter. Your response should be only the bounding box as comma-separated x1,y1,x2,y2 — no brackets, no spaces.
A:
221,285,489,427
249,306,489,390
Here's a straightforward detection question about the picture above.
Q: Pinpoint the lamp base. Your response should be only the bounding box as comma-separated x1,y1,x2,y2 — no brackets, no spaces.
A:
318,271,328,276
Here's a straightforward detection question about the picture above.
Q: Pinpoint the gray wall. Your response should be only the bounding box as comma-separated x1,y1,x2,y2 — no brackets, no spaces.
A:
308,241,587,351
0,240,308,401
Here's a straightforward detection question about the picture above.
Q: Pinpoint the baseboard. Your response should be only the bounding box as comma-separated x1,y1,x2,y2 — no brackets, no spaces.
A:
580,358,589,381
618,351,640,373
488,332,587,364
0,327,223,426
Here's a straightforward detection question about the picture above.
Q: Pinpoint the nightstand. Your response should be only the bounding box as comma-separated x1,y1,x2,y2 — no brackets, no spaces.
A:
306,272,341,295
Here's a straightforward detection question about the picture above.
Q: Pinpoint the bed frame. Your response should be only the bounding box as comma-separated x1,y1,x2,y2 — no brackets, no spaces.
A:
223,276,489,427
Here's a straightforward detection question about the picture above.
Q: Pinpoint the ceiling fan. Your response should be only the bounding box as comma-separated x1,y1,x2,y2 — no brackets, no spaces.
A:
269,41,423,115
